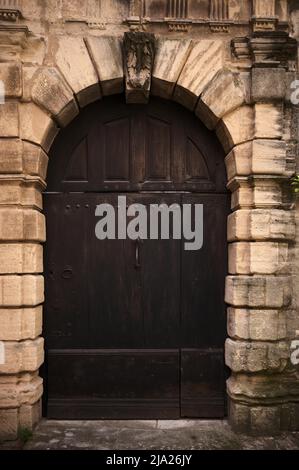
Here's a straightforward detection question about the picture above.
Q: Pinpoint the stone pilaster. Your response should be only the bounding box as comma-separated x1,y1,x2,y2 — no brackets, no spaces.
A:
226,15,299,434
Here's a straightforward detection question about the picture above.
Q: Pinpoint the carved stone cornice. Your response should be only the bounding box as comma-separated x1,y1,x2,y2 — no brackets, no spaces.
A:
123,31,155,104
232,32,297,68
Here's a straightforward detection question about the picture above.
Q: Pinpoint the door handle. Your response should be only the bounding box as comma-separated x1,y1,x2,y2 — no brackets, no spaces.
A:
135,237,142,269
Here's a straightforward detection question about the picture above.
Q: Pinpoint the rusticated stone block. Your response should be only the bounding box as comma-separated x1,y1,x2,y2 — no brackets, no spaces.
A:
85,36,123,96
19,400,41,430
227,307,287,341
225,338,289,373
19,103,58,153
226,138,288,179
0,180,43,209
0,62,22,98
229,178,283,210
0,243,43,274
0,275,44,307
0,306,42,341
225,276,292,308
31,67,79,127
0,338,44,374
152,37,192,99
227,370,299,401
251,139,287,175
228,209,295,241
255,103,283,139
229,399,282,436
195,70,250,130
0,139,23,174
174,40,223,110
252,68,286,102
53,36,101,107
216,106,255,154
281,403,299,431
23,142,48,180
0,102,19,138
228,242,289,275
0,208,45,242
0,408,18,441
0,374,42,408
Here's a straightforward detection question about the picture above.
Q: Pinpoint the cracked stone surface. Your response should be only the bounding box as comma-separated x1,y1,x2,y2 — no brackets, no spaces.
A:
11,420,299,450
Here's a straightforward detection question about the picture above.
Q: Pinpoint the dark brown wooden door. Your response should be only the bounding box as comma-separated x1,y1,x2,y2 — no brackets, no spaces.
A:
43,96,229,419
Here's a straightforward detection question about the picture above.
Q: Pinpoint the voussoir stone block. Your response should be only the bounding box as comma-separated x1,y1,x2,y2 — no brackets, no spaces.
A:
255,103,283,139
31,67,79,126
19,103,58,153
195,70,250,130
225,275,292,308
216,106,255,154
152,37,192,99
0,306,42,341
174,39,223,110
0,243,43,274
228,209,295,241
0,102,19,138
0,338,44,374
53,36,101,107
228,242,289,275
0,62,22,98
0,275,44,307
85,36,123,96
227,307,287,341
0,208,45,242
225,338,289,373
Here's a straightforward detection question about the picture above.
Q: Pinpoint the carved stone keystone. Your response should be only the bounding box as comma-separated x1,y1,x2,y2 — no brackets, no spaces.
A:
123,31,155,104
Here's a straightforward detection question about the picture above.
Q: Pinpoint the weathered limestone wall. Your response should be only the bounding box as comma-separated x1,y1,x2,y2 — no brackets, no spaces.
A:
0,0,298,440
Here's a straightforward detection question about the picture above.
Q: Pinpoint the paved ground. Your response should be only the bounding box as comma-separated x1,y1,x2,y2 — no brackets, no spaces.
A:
8,419,297,450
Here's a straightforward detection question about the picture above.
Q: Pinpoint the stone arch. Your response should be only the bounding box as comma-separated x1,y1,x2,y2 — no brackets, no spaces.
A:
15,34,254,431
2,33,296,440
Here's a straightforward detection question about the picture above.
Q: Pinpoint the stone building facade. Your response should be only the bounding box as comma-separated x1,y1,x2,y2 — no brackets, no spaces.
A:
0,0,298,440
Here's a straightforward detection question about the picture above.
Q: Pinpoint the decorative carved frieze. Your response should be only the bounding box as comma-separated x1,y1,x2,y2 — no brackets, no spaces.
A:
0,0,21,22
167,0,188,19
87,0,106,29
252,0,277,32
123,31,155,104
253,0,276,18
210,0,229,21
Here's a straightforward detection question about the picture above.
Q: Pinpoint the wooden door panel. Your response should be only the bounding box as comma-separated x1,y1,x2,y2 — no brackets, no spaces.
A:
47,96,226,193
44,194,90,349
44,95,229,419
47,349,180,419
181,194,229,348
180,349,225,418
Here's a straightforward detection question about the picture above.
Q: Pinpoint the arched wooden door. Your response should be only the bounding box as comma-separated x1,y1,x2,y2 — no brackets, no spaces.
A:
43,95,229,419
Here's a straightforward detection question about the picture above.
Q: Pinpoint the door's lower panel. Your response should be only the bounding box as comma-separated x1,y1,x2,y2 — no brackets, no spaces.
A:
180,349,226,418
47,349,180,419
